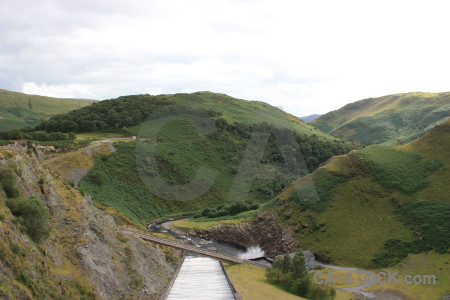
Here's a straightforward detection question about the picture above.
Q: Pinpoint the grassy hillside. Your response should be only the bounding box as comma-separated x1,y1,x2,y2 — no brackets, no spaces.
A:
78,120,357,224
37,92,330,139
0,89,96,130
46,93,360,224
312,92,450,145
273,119,450,272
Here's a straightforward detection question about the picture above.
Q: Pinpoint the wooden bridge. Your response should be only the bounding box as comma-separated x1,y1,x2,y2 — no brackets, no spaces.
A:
121,228,269,269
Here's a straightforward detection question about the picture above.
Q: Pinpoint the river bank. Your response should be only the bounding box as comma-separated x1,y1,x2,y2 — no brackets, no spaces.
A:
181,212,298,257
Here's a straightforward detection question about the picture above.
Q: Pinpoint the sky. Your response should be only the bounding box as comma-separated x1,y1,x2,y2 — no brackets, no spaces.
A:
2,0,450,116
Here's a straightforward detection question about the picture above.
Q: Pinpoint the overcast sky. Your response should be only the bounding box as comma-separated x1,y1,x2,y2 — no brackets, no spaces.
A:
1,0,450,116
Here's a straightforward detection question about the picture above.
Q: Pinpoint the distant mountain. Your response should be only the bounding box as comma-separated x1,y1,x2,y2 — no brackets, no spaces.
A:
299,114,321,123
0,89,96,131
311,92,450,145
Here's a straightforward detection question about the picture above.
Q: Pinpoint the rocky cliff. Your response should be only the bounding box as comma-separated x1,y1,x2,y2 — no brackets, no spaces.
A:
194,212,298,257
0,146,179,299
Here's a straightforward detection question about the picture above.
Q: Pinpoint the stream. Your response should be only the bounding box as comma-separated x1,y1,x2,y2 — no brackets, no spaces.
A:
148,218,271,267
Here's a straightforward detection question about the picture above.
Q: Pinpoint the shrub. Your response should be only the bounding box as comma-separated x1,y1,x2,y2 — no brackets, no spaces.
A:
202,200,259,218
359,146,432,194
9,243,22,255
373,201,450,267
0,130,76,141
88,173,102,185
266,252,336,299
6,197,51,243
0,168,20,198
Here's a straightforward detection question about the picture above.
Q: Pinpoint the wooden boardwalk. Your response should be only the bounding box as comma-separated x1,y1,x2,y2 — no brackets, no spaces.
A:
121,228,268,269
164,256,238,300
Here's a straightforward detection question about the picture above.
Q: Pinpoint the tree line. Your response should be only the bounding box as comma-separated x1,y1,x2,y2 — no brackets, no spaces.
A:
0,129,75,141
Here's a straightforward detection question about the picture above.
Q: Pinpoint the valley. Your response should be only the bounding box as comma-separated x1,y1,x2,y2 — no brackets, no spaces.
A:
0,89,449,300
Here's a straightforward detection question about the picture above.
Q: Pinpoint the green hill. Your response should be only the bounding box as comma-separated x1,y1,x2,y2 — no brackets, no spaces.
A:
311,92,450,145
37,91,330,138
273,119,450,270
39,92,360,224
0,89,96,131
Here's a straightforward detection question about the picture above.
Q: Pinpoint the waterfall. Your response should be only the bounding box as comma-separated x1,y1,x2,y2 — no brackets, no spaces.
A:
239,245,265,259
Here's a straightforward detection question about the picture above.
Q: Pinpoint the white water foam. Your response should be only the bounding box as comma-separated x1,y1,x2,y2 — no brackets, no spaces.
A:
239,245,265,259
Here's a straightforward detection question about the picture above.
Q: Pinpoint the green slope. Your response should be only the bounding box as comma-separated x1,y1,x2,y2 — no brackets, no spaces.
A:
38,92,330,139
0,89,96,130
171,92,328,138
273,119,450,269
63,93,360,224
312,92,450,145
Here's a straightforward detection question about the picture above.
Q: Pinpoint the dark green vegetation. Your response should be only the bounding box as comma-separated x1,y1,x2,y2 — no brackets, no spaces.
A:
266,252,336,299
312,92,450,145
0,167,51,243
372,201,450,267
6,197,51,243
0,89,95,130
359,146,442,194
287,170,348,212
36,91,331,138
273,119,450,268
37,94,172,132
198,200,259,218
0,168,20,198
0,129,75,141
79,113,357,224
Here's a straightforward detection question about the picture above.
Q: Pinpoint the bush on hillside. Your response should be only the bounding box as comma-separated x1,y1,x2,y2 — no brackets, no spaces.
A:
359,147,439,194
266,252,336,300
373,201,450,267
0,168,20,198
6,197,51,243
200,201,259,218
0,129,75,141
35,95,183,132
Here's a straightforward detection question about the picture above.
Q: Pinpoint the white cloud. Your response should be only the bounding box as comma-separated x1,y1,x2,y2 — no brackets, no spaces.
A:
22,82,97,99
2,0,450,116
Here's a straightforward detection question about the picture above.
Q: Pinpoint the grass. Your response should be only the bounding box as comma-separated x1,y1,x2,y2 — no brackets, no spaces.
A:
0,118,30,130
312,91,450,145
31,139,91,149
171,218,248,231
171,92,331,139
359,146,433,194
274,119,450,271
224,263,307,300
0,88,95,114
0,88,96,130
76,108,356,224
372,201,450,267
75,132,132,140
283,177,414,268
368,251,450,300
0,139,10,146
288,170,349,212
